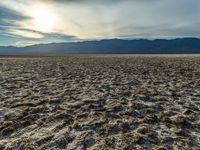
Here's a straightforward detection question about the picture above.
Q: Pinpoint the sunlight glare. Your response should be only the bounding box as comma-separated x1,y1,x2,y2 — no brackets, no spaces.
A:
30,4,56,32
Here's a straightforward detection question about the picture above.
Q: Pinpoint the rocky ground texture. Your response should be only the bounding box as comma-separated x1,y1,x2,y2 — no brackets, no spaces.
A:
0,56,200,150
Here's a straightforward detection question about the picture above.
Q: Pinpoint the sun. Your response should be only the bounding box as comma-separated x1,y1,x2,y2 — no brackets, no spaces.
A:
30,4,56,32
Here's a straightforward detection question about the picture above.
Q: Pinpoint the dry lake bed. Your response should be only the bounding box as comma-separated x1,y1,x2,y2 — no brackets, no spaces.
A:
0,56,200,150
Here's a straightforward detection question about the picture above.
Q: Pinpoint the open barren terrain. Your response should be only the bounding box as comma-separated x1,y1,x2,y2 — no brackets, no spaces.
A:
0,56,200,150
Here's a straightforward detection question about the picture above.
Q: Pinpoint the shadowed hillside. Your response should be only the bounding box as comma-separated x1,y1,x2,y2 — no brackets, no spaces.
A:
1,38,200,55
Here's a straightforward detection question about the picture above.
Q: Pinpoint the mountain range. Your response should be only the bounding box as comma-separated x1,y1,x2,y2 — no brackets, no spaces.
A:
1,38,200,55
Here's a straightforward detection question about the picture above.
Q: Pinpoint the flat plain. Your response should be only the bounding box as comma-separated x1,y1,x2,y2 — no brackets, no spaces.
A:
0,56,200,149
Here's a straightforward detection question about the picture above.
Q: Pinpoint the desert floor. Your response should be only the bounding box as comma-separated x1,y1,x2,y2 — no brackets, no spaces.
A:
0,56,200,150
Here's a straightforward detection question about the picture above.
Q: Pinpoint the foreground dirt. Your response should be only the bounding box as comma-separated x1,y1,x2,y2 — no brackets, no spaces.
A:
0,56,200,150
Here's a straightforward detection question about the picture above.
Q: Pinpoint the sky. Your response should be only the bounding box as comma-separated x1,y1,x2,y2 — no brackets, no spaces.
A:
0,0,200,46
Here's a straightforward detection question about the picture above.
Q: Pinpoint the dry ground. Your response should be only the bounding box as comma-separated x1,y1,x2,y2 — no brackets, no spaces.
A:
0,56,200,150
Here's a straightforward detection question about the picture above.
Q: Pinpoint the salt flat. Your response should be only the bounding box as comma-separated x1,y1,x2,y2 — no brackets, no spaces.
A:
0,56,200,149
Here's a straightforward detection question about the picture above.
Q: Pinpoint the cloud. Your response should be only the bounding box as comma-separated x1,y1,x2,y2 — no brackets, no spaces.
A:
7,29,44,39
15,41,38,47
1,0,200,46
0,1,78,46
12,31,77,46
40,0,156,3
0,4,34,41
0,5,29,26
8,28,77,45
14,32,77,46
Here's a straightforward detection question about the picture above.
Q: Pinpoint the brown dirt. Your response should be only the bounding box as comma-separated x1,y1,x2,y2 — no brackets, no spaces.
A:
0,56,199,149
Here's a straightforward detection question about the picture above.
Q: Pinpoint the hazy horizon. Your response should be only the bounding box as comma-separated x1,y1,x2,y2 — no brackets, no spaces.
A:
0,37,199,47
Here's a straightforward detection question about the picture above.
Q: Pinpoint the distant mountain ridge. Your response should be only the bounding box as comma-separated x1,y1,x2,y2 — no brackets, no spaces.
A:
1,38,200,55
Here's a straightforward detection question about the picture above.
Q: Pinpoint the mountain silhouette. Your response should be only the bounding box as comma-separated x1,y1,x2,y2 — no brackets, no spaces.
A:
1,38,200,55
